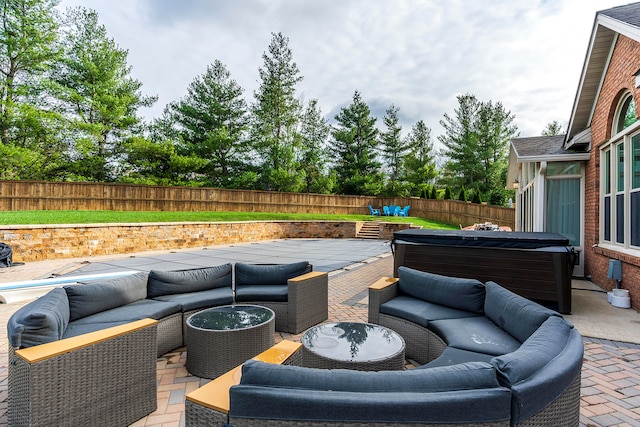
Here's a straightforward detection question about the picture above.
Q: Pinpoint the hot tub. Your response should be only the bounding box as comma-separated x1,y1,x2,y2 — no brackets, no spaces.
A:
392,229,576,314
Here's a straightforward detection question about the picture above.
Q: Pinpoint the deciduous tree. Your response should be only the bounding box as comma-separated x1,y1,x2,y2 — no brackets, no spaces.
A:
0,0,63,178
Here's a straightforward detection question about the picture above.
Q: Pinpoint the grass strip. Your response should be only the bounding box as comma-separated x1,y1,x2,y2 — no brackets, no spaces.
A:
0,210,457,230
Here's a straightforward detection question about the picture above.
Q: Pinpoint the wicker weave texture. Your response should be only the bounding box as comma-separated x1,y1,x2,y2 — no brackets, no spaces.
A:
377,313,431,364
301,346,406,371
288,273,329,333
8,324,157,427
515,373,581,427
157,312,184,356
185,309,275,379
227,418,510,426
242,272,328,334
185,399,228,426
367,281,398,325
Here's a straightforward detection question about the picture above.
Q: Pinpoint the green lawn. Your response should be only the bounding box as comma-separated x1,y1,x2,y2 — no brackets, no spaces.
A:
0,210,457,229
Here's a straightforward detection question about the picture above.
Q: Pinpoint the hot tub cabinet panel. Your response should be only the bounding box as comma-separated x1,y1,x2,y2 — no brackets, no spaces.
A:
393,230,575,314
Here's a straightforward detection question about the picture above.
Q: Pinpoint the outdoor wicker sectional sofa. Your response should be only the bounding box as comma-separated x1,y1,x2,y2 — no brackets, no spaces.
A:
185,267,582,426
6,261,328,427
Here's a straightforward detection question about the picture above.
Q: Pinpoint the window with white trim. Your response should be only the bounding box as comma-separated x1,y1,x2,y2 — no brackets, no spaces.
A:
600,92,640,251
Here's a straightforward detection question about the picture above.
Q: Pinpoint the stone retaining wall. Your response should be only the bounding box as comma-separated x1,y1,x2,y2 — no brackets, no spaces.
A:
1,221,410,263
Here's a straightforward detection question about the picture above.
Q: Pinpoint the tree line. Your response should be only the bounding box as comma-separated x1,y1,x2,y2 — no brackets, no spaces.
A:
2,0,538,206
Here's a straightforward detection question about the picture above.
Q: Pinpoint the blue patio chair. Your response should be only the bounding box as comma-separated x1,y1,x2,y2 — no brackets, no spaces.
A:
368,205,381,216
393,206,401,216
389,205,396,215
398,205,410,217
383,206,391,216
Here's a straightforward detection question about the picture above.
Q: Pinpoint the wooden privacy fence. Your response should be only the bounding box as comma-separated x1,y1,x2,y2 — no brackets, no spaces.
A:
0,180,515,229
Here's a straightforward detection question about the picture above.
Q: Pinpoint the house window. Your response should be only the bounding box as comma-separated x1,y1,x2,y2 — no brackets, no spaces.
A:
601,92,640,251
601,132,640,251
632,135,640,247
616,93,638,134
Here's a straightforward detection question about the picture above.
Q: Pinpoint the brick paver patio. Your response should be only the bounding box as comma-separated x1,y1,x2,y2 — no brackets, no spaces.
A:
1,254,639,426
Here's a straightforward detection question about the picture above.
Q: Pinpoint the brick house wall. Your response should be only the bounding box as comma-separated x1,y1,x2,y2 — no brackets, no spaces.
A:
585,34,640,309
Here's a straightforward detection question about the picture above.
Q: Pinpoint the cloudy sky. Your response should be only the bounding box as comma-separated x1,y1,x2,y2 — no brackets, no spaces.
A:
56,0,626,141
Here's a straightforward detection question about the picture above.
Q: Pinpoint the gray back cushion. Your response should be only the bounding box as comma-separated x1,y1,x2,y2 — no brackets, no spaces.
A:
235,261,311,286
147,264,232,298
397,267,485,313
490,316,571,386
7,288,70,348
65,272,148,321
484,281,559,342
240,359,500,392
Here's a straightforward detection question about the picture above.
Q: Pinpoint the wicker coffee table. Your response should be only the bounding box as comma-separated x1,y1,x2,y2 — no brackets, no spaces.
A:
185,305,275,379
301,322,405,371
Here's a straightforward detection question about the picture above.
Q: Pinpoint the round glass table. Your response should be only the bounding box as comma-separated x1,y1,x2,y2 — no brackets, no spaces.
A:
185,305,275,379
301,322,405,371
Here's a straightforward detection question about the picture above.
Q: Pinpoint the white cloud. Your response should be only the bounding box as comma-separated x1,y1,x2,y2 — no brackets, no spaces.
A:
56,0,626,140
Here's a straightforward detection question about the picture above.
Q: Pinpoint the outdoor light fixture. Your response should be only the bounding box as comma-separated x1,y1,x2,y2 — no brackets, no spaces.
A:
512,180,519,189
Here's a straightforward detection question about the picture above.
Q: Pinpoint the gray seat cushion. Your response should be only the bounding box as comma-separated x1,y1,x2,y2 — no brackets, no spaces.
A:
235,285,288,303
428,316,521,356
65,272,148,321
484,281,559,343
152,287,234,311
7,288,70,348
397,267,485,313
232,361,511,424
230,388,512,424
68,299,181,325
240,359,501,392
490,316,572,387
235,261,311,286
380,295,480,328
508,327,583,424
62,320,131,339
421,347,494,368
147,264,232,298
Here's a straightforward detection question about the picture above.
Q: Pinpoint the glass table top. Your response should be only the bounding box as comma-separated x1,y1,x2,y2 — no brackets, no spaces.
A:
187,305,274,331
302,322,404,362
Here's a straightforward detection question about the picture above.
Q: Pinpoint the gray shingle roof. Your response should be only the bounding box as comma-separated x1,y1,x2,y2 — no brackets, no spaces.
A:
511,135,569,158
599,2,640,28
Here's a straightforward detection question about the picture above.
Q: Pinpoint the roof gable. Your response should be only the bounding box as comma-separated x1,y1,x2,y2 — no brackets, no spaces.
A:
565,2,640,145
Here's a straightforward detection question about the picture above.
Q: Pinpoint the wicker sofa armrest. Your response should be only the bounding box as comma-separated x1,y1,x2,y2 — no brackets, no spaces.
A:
9,318,158,427
185,340,302,426
368,277,399,324
287,271,329,334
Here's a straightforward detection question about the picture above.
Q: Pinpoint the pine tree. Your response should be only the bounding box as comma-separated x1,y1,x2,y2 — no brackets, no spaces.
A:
299,99,333,193
458,186,467,202
331,90,382,195
170,60,250,187
53,7,156,181
404,120,437,197
251,32,303,192
379,104,407,187
439,94,518,194
444,187,452,200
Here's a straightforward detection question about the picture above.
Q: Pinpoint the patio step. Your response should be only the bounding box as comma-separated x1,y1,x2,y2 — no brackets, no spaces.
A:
357,222,381,239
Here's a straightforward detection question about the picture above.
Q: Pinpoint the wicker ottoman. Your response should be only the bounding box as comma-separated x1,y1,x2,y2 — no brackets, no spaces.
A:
186,305,275,379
